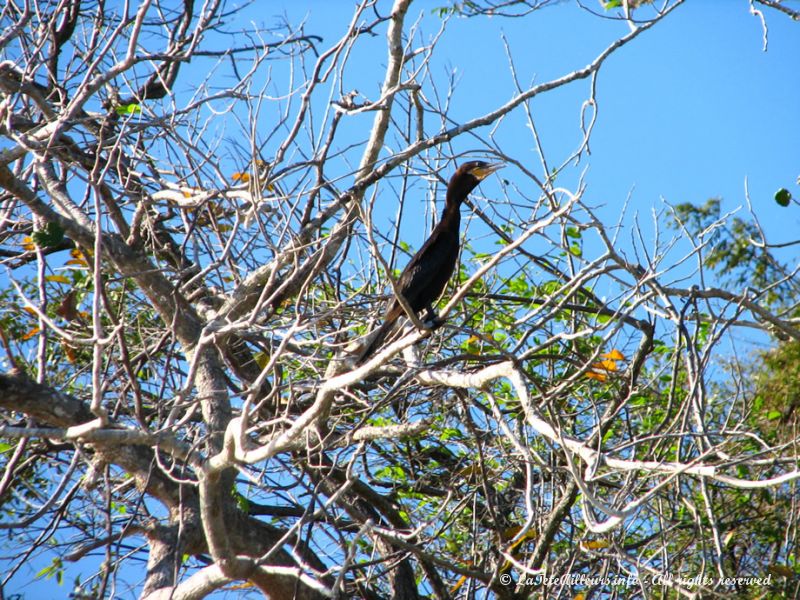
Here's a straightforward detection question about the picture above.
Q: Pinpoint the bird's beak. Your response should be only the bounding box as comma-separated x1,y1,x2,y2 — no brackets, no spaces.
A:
472,162,505,180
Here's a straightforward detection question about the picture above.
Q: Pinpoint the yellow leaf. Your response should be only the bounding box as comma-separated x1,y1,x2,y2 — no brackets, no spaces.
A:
722,530,735,548
45,274,71,284
507,530,538,554
450,574,467,595
500,525,522,541
767,564,795,578
501,525,537,543
253,352,269,370
464,334,481,354
457,464,480,479
181,187,202,198
23,307,38,316
602,349,625,360
574,594,586,600
580,539,610,550
22,236,36,251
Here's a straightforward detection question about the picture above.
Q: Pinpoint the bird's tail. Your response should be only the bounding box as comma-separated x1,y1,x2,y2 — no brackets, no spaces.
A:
354,318,397,365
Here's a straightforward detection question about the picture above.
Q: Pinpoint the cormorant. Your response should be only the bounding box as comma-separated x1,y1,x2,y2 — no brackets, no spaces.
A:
356,160,504,364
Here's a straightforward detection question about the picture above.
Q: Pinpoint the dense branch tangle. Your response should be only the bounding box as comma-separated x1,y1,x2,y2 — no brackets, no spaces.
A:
0,1,798,599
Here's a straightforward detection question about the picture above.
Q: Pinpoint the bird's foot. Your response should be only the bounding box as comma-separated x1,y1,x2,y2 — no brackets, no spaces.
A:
423,314,444,330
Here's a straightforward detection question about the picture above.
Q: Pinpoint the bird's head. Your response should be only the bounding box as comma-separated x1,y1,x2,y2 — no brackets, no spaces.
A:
460,160,505,181
448,160,504,200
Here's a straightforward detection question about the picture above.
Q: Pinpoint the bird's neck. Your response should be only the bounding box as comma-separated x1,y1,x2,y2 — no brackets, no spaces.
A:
440,192,463,226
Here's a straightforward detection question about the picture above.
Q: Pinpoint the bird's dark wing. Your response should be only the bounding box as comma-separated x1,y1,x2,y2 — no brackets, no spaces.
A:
395,224,460,313
356,226,459,364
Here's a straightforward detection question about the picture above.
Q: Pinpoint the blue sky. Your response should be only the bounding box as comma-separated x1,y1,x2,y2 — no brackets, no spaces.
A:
263,0,799,255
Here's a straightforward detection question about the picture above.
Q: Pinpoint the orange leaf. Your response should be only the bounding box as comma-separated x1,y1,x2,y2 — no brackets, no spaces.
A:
593,359,618,372
231,172,250,183
21,327,41,341
55,290,80,322
602,349,625,360
70,248,92,262
227,581,255,590
64,344,78,363
22,236,36,251
585,371,608,382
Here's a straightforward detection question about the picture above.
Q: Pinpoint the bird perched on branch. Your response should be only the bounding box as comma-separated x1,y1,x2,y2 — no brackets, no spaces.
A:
356,160,504,364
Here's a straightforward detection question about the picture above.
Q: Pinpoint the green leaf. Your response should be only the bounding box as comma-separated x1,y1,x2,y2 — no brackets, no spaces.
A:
440,427,464,441
376,465,407,481
566,226,582,239
766,410,783,421
31,221,65,247
568,242,582,257
774,188,792,207
233,490,250,512
36,557,63,582
539,280,561,296
115,103,142,116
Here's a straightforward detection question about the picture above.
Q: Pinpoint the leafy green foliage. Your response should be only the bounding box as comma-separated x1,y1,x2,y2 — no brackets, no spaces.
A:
31,221,65,248
36,557,64,585
671,198,792,304
774,188,792,207
431,1,479,18
114,103,141,116
753,340,800,431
